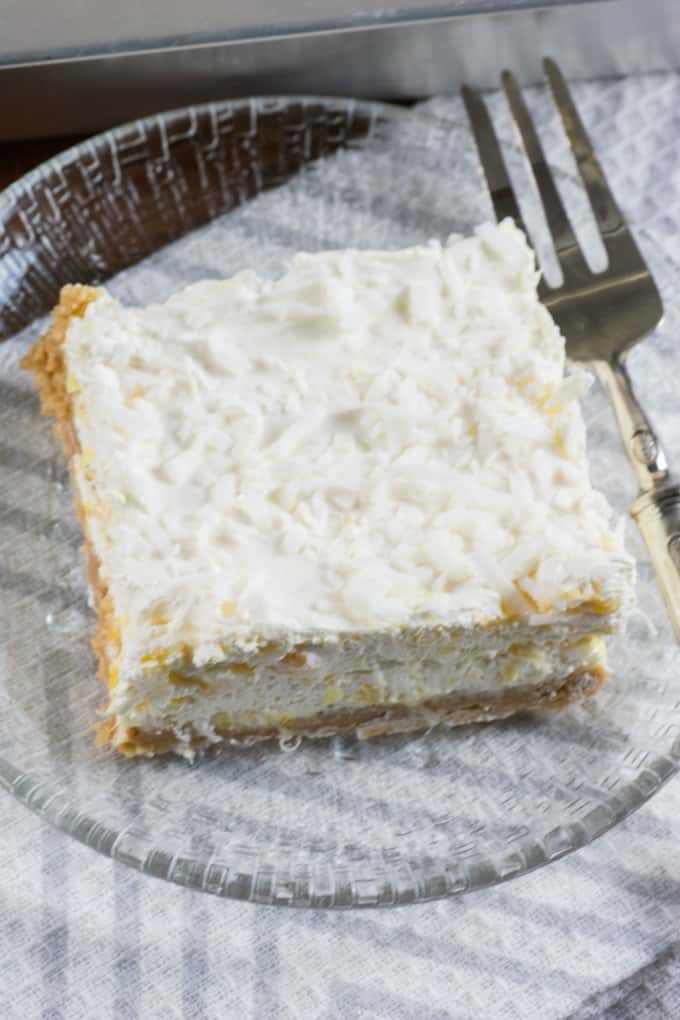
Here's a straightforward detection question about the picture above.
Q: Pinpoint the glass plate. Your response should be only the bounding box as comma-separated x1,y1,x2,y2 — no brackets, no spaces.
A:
0,95,678,909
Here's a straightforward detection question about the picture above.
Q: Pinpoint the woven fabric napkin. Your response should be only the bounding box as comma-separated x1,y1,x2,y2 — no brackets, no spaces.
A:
3,72,680,1019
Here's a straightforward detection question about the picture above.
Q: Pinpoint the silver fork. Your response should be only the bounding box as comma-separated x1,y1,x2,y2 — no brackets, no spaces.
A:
462,59,680,640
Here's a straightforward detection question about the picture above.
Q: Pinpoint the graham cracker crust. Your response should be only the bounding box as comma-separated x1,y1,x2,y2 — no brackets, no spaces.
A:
23,287,610,758
22,286,122,696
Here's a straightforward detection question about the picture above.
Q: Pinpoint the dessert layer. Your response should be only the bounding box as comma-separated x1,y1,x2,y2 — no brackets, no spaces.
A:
106,623,608,753
101,666,607,757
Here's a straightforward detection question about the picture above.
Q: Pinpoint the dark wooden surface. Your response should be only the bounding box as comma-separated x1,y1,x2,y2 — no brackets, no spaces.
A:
0,137,84,190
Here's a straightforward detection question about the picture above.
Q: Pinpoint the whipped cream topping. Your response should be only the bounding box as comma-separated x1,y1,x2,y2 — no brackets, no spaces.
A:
65,220,633,667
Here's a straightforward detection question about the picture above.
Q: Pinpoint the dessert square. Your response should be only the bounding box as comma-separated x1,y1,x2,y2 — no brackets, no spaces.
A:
23,220,634,756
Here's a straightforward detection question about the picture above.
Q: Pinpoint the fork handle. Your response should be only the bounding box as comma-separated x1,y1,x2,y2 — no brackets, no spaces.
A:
596,356,680,641
595,356,668,491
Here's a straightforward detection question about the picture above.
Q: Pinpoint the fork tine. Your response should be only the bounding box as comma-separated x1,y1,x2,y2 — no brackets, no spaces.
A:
461,85,528,233
543,58,640,268
501,70,589,283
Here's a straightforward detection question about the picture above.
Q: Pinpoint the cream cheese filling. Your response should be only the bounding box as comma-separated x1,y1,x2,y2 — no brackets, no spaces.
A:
108,618,610,744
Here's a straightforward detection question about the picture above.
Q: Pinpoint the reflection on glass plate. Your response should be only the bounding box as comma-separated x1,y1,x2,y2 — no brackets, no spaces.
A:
0,96,678,907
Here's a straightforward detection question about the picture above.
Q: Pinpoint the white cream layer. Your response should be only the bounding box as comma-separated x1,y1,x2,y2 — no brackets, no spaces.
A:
108,614,610,746
64,220,634,686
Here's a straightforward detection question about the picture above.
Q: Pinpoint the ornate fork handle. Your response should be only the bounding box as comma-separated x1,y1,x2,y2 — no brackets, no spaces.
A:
597,356,680,639
596,357,668,490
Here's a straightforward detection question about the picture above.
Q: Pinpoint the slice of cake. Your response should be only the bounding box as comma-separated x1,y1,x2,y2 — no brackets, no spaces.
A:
23,219,634,757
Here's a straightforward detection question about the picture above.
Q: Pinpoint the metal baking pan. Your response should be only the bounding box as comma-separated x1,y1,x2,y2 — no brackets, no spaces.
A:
1,0,677,140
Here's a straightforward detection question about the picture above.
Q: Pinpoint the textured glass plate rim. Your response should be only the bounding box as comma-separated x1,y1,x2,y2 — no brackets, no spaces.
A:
0,94,678,909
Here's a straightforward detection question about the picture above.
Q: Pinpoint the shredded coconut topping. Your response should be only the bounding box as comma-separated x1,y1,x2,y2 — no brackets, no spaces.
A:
65,220,632,666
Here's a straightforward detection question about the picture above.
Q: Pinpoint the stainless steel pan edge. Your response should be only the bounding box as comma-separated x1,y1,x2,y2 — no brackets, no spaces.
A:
1,0,675,140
